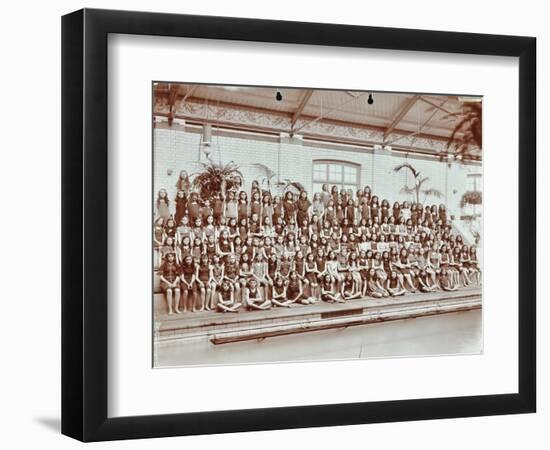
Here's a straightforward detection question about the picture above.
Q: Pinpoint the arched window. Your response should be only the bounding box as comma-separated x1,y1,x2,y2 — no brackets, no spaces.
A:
312,160,360,193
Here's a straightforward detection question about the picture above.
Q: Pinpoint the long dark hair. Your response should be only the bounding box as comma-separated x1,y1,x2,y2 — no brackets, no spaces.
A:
156,189,169,208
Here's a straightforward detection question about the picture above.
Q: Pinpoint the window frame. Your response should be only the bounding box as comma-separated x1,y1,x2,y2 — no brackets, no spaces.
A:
312,159,361,192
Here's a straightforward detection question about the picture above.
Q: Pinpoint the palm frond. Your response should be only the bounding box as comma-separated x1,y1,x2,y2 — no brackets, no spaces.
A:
422,188,443,198
393,163,419,178
446,103,482,162
416,176,430,190
283,181,305,194
400,186,416,195
249,163,277,181
290,182,305,192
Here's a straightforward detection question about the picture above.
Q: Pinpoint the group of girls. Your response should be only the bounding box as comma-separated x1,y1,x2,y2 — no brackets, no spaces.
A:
155,179,481,315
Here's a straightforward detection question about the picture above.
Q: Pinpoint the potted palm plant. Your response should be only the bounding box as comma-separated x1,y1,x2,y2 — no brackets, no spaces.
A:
190,160,244,200
393,163,443,203
445,102,482,162
249,163,305,196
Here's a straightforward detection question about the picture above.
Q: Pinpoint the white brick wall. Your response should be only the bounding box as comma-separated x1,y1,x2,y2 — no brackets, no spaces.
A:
153,124,481,220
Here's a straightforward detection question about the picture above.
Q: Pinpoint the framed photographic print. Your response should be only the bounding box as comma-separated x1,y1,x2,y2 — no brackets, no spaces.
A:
62,8,536,442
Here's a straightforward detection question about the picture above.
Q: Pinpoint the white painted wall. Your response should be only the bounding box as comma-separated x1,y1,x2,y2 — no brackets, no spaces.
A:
154,124,481,221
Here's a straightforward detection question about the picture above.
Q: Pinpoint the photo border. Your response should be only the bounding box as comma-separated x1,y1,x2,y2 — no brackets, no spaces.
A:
62,8,536,441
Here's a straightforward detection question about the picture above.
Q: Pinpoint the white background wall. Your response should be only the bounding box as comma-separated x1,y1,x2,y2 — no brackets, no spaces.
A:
0,1,546,449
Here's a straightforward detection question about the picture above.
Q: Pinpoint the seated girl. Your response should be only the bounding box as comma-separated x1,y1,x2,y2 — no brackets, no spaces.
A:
458,245,473,287
438,268,458,291
271,277,293,307
325,251,340,286
217,280,242,313
386,271,406,297
245,278,272,310
468,246,482,285
341,272,362,300
321,274,344,303
287,270,311,305
417,269,438,292
371,251,388,284
364,268,390,298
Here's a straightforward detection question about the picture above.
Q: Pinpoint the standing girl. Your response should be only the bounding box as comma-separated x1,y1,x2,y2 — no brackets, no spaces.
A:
261,194,274,225
312,193,324,218
209,255,224,310
156,189,170,221
305,252,320,301
159,253,181,315
237,191,249,223
283,191,297,223
195,254,212,311
224,190,238,222
175,170,190,194
179,255,196,312
174,190,187,226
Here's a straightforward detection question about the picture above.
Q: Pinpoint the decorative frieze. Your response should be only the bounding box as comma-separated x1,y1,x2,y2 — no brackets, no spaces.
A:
161,100,455,154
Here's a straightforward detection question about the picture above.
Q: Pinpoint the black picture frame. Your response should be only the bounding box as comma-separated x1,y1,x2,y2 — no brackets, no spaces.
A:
62,8,536,442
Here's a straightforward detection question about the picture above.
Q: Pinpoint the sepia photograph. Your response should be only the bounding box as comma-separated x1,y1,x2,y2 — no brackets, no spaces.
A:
152,83,483,367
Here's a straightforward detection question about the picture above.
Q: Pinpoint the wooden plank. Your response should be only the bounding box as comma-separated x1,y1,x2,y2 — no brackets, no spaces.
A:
211,302,481,345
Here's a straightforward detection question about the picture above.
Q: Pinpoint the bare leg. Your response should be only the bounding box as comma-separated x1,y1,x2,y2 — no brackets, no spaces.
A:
234,283,242,307
199,287,206,311
209,285,217,309
181,288,188,313
165,288,174,315
397,274,405,286
174,288,181,314
404,274,415,291
206,288,212,310
191,288,198,312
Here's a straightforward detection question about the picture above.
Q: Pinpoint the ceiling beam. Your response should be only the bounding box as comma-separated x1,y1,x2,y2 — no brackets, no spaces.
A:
418,96,454,116
384,95,420,141
291,89,314,131
181,85,197,104
291,92,368,136
167,84,180,126
385,99,448,147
